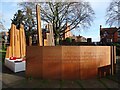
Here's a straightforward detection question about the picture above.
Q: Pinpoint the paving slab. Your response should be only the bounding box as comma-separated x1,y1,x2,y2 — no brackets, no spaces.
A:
99,78,119,88
60,80,81,88
2,73,25,86
78,78,106,88
8,79,43,88
39,80,60,88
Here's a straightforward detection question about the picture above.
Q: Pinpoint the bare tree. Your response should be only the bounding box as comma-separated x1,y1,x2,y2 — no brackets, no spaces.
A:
19,1,95,45
0,22,7,31
0,14,7,31
106,0,120,27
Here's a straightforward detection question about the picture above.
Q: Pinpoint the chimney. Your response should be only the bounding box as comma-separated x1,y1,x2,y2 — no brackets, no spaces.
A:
100,25,102,30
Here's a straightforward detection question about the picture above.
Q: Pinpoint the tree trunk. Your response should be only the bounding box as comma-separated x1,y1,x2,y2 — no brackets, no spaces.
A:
54,37,59,45
56,37,60,45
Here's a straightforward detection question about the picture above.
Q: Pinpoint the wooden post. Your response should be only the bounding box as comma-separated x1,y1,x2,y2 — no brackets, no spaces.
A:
111,46,114,75
36,5,43,46
113,46,116,74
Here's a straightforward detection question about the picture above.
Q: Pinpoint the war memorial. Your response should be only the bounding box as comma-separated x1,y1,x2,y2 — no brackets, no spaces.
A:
5,5,116,80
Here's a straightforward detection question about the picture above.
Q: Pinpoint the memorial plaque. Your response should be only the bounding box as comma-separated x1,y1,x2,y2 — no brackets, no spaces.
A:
62,46,80,61
43,46,62,61
79,46,110,79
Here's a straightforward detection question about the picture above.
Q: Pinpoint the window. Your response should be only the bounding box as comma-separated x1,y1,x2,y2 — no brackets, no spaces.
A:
104,31,108,37
118,38,120,42
107,39,112,42
118,31,120,36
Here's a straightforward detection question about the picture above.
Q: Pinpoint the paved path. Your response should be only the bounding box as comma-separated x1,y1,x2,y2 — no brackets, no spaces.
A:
1,58,120,89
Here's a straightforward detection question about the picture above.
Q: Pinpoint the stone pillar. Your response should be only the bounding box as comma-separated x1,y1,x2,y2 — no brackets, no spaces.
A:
49,23,55,46
5,46,11,58
6,24,26,58
44,39,48,46
46,33,50,46
10,24,15,57
46,23,55,46
14,29,20,58
22,26,26,57
29,36,32,46
36,5,43,46
20,24,26,57
19,24,24,57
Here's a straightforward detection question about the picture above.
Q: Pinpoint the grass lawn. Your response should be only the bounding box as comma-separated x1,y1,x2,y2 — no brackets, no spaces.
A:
0,50,6,63
0,50,6,53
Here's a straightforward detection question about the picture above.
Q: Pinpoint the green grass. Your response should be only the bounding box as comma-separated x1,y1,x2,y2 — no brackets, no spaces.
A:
0,51,6,63
0,50,6,53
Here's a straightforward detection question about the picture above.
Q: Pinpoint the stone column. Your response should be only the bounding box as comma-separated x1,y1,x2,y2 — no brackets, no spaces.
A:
49,23,55,46
5,46,11,58
36,5,43,46
22,26,26,57
46,32,50,46
29,36,32,46
44,39,48,46
10,24,15,57
14,29,20,58
46,23,55,46
19,24,24,57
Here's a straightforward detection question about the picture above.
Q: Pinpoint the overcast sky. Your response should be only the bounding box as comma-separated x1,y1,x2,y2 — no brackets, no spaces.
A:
1,0,113,42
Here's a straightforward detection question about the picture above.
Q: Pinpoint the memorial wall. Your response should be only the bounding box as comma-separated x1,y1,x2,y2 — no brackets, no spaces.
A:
26,46,116,80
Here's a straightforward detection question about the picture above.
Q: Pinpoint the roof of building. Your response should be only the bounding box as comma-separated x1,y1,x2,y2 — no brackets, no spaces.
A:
100,27,118,35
